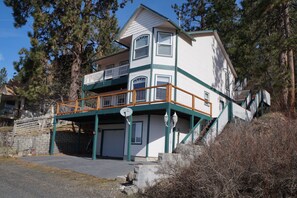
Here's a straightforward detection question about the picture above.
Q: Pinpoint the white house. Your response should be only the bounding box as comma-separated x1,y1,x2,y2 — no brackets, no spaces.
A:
50,4,270,161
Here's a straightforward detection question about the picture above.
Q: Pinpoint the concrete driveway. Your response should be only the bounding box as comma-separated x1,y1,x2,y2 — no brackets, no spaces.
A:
22,155,139,179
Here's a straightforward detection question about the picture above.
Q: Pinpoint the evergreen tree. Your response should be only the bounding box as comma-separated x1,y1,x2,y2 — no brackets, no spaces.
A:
0,67,8,86
5,0,130,102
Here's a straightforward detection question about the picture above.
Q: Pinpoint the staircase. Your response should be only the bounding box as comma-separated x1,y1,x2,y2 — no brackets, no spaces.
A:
181,89,271,146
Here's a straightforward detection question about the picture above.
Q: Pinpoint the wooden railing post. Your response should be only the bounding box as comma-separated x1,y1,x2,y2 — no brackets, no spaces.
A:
192,95,195,110
132,90,137,106
56,103,60,115
166,84,172,102
97,96,101,110
74,100,79,113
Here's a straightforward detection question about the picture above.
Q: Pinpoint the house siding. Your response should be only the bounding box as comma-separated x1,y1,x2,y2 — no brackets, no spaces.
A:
122,9,164,39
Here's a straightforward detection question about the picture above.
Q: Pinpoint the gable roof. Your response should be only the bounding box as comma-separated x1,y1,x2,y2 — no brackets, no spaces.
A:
188,30,238,78
116,4,195,42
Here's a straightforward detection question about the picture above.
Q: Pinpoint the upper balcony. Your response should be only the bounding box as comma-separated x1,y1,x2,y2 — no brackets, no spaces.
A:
83,50,130,91
84,64,129,85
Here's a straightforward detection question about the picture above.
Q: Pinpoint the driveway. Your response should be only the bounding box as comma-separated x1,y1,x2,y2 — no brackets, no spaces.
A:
0,157,126,198
22,155,140,179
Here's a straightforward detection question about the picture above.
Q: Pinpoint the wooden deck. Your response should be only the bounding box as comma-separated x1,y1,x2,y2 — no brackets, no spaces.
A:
56,84,212,117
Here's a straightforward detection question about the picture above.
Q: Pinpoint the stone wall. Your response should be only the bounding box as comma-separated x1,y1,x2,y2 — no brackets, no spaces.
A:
0,130,91,156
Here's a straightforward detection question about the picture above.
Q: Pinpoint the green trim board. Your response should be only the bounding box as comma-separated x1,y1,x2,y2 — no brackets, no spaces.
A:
50,116,57,155
83,76,128,91
92,114,99,160
165,103,171,153
127,116,132,161
129,64,151,73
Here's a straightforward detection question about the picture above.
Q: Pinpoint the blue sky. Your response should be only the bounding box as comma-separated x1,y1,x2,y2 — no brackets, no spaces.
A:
0,0,183,80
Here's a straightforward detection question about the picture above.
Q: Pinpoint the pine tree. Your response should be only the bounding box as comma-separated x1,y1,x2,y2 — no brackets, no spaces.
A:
5,0,130,102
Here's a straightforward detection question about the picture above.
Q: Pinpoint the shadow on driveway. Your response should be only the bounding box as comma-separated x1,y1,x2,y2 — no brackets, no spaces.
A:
22,155,142,179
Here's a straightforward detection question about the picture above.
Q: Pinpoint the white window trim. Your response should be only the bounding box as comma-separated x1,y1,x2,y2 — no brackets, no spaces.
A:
156,32,173,57
132,121,143,145
155,75,172,100
133,34,150,60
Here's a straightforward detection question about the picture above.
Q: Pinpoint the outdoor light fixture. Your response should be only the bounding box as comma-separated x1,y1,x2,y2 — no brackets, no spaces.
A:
164,112,178,127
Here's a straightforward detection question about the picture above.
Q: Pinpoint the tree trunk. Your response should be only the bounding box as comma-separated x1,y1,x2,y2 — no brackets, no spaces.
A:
69,47,82,101
284,3,295,116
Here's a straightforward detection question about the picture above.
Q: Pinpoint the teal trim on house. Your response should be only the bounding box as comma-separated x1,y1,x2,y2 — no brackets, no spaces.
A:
83,76,128,91
190,115,194,143
50,116,57,155
127,116,132,161
170,104,211,121
92,114,99,160
152,64,175,71
165,104,171,153
129,64,151,73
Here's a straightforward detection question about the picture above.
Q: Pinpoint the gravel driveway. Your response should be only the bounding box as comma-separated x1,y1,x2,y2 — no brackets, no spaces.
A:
0,157,128,198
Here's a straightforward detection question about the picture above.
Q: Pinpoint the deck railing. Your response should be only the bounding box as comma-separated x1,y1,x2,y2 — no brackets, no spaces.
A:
84,64,129,85
56,84,212,117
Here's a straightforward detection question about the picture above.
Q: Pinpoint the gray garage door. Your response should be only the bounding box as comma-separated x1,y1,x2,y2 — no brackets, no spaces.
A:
102,129,125,158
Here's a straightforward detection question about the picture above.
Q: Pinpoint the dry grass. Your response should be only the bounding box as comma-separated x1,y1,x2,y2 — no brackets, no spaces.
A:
144,112,297,198
0,126,13,133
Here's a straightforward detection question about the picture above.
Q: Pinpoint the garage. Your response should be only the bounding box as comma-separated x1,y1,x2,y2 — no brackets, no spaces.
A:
101,129,125,158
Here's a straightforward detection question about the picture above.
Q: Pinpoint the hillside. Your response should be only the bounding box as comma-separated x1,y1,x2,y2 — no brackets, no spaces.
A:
143,113,297,198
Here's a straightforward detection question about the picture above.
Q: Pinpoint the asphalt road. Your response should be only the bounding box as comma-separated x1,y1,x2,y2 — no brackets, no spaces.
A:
0,158,126,198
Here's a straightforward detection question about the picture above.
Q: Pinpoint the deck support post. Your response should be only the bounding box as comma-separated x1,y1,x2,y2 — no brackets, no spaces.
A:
165,104,171,153
92,114,99,160
127,115,133,161
190,115,194,143
50,116,57,155
172,126,176,152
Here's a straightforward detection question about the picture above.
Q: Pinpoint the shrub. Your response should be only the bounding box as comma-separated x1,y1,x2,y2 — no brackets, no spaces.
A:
144,113,297,198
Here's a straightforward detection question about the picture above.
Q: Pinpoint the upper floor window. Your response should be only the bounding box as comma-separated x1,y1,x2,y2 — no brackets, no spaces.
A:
157,32,173,56
134,35,149,59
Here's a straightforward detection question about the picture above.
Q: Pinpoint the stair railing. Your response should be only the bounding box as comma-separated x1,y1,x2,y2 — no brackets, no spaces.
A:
181,119,205,144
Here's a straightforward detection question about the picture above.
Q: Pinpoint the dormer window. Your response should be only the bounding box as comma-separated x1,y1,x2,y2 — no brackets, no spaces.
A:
157,32,173,56
134,35,149,59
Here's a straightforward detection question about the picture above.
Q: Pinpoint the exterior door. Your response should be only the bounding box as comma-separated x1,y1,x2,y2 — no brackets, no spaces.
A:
102,129,125,158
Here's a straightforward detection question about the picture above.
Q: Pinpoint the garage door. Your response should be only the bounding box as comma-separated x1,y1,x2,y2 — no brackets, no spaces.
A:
102,129,125,158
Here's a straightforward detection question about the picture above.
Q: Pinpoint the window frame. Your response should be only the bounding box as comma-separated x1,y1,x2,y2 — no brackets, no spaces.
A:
133,34,150,60
155,75,171,100
204,91,210,106
131,121,143,145
156,31,173,57
131,76,147,102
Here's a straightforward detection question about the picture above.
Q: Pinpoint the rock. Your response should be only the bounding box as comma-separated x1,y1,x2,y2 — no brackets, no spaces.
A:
126,171,135,182
123,185,138,196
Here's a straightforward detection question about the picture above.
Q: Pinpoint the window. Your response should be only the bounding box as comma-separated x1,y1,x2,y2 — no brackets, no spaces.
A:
157,32,173,56
132,77,147,101
134,35,149,59
204,91,210,106
156,75,171,100
132,122,143,144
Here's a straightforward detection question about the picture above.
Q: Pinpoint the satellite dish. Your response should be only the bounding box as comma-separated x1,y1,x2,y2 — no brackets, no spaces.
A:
120,107,133,117
120,107,133,125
